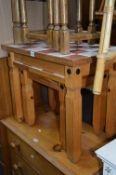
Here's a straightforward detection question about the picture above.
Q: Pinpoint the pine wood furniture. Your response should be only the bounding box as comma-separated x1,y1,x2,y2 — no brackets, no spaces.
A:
1,117,106,175
0,123,11,175
2,42,116,164
95,0,116,20
11,0,100,53
0,58,12,119
1,0,116,169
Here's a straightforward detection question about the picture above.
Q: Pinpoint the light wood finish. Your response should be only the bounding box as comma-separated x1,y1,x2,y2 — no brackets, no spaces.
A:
11,0,22,43
48,88,57,111
59,85,66,149
33,82,41,107
20,70,35,126
65,66,82,163
59,0,70,53
10,150,41,175
20,30,100,46
47,0,54,48
8,53,23,122
0,58,12,118
93,73,108,134
10,0,100,53
3,43,116,164
8,130,63,175
1,44,92,67
93,0,115,95
19,0,27,25
106,70,116,137
27,31,47,41
76,0,83,33
53,0,60,51
99,0,105,12
71,31,100,41
1,117,107,175
19,0,29,43
88,0,96,33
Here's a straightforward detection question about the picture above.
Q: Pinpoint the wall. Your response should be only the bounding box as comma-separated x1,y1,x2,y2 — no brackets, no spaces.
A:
0,0,47,58
0,0,13,57
26,1,48,31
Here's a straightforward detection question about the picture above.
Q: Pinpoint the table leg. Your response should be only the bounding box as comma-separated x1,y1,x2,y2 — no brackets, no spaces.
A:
93,74,108,134
20,70,35,126
48,88,57,111
9,53,23,122
106,70,116,137
65,67,82,163
59,85,66,149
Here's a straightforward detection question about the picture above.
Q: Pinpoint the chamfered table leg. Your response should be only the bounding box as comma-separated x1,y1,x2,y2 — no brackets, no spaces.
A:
106,70,116,137
20,70,36,126
59,84,66,150
93,73,108,134
65,66,82,163
9,53,23,122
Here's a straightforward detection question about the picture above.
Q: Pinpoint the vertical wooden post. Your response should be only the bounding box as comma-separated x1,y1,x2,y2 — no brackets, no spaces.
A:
93,0,115,95
65,66,82,163
8,53,23,122
99,0,105,12
48,88,57,111
93,73,108,134
88,0,96,33
76,0,83,33
60,0,70,54
53,0,60,51
59,85,66,149
106,70,116,137
11,0,22,43
33,82,41,107
47,0,54,48
0,58,12,118
19,0,29,43
20,70,35,126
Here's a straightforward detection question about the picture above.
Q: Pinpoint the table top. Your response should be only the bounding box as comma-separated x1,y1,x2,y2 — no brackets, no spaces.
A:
2,41,116,66
2,41,98,66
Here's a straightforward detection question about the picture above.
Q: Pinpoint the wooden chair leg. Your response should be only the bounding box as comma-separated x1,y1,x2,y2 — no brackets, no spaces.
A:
47,0,54,48
19,0,29,43
59,0,70,53
76,0,83,33
88,0,96,33
53,0,60,51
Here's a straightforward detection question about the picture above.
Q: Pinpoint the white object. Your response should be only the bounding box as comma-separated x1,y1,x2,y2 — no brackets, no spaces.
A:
32,138,39,143
95,139,116,175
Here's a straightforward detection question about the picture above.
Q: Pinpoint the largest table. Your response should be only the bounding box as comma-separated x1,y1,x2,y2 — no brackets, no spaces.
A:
2,42,116,163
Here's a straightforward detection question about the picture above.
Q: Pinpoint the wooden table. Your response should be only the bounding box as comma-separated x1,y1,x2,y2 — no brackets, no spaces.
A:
2,42,116,163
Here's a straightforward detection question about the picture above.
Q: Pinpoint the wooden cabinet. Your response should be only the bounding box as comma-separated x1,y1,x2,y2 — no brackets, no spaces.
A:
7,130,64,175
11,152,40,175
0,123,11,175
